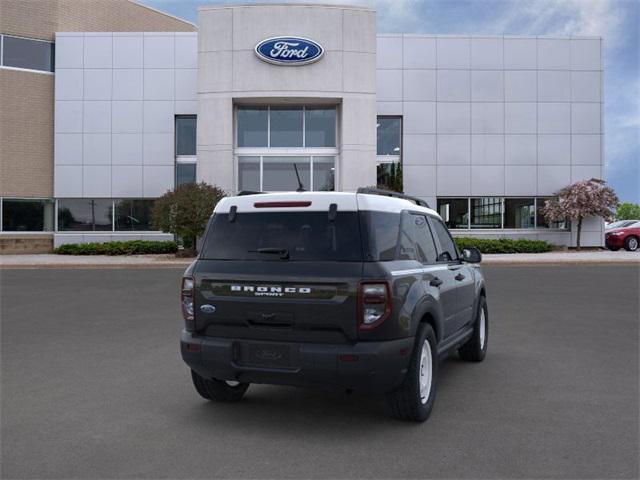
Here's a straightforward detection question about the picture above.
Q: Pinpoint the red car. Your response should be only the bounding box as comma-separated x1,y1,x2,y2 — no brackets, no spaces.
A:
605,221,640,251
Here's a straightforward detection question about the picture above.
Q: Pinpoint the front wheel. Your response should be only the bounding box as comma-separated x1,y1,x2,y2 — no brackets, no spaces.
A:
624,236,638,251
386,324,438,422
191,370,249,402
459,295,488,362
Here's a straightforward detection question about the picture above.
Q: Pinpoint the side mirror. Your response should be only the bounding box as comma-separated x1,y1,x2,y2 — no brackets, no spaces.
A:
461,247,482,263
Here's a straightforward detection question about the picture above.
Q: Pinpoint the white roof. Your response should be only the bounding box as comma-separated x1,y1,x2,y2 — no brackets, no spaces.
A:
214,191,440,217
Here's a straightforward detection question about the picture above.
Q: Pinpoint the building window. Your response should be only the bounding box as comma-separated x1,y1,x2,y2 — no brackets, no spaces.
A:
435,197,569,230
536,198,569,229
376,117,402,192
57,199,112,231
175,116,196,186
114,199,155,231
238,156,334,192
1,35,54,73
1,198,54,231
176,115,196,156
237,107,269,147
471,197,502,229
235,106,337,192
437,198,469,229
305,107,337,147
236,106,337,148
504,198,535,229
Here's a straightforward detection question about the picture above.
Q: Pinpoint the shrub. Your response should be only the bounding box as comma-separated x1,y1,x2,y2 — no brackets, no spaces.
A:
152,182,226,252
454,237,553,254
54,240,178,256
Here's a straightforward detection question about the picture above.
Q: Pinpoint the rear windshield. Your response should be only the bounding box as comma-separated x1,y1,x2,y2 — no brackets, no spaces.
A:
201,212,363,261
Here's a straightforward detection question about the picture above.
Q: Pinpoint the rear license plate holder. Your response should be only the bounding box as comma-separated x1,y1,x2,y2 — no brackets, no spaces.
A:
239,342,292,368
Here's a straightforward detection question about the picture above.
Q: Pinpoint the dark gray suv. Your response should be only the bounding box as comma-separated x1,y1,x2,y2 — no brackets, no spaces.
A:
180,189,488,422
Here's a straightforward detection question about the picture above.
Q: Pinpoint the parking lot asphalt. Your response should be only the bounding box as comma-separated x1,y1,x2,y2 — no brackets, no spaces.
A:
1,266,638,479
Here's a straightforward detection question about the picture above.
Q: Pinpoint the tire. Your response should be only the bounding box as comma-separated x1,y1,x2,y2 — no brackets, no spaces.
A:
386,324,438,422
624,236,639,252
191,370,249,402
459,295,488,362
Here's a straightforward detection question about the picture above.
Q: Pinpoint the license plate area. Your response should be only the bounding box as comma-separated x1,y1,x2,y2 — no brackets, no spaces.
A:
236,342,296,369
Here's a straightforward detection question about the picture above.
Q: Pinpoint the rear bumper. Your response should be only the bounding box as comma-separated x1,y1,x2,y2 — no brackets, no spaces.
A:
181,330,414,393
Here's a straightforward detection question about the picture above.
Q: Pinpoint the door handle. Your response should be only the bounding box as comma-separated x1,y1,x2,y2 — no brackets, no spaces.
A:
455,273,465,281
429,277,443,287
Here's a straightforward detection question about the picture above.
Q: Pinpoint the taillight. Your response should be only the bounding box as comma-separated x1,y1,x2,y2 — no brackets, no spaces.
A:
358,282,392,330
181,276,195,330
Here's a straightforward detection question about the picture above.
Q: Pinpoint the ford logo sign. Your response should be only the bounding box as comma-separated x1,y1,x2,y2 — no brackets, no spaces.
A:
200,304,216,314
255,36,324,66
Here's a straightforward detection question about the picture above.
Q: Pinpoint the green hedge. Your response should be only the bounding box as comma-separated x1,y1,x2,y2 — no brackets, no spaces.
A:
454,237,553,254
54,240,178,256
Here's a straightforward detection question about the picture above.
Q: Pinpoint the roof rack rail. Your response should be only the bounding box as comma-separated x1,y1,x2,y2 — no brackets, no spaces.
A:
356,187,430,209
237,190,265,196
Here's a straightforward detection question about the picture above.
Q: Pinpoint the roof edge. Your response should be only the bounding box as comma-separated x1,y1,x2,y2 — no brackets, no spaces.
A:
129,0,198,30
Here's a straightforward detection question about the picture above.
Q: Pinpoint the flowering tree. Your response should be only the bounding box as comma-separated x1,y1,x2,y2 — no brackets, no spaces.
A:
543,178,619,250
152,182,226,253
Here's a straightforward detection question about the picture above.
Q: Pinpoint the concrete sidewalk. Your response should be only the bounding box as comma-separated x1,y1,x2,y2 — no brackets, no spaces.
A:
0,254,194,269
1,250,639,268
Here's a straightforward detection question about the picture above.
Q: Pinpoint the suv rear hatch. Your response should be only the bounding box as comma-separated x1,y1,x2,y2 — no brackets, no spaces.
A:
193,202,363,344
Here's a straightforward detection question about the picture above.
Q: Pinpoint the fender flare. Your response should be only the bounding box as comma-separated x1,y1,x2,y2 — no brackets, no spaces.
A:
411,297,445,343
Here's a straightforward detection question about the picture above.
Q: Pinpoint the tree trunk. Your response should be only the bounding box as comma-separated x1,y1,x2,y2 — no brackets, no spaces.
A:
576,217,582,250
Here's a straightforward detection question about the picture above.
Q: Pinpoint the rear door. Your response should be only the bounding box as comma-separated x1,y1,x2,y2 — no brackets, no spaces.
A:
428,217,475,335
193,208,363,344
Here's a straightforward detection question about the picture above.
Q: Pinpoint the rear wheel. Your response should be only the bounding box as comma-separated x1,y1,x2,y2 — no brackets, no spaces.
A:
459,295,488,362
191,370,249,402
624,236,638,251
386,324,438,422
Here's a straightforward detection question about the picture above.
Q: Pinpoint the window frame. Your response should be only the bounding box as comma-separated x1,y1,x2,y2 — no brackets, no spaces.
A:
428,215,461,263
237,155,336,192
376,116,403,191
436,197,570,231
0,34,55,75
175,115,197,186
0,197,55,232
235,105,339,193
235,105,338,149
399,211,439,265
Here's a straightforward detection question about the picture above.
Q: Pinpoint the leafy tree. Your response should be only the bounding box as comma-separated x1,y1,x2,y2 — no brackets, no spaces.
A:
616,202,640,220
152,182,226,252
543,178,619,250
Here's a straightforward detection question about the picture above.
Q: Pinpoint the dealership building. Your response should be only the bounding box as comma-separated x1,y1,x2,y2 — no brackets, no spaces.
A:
0,1,604,252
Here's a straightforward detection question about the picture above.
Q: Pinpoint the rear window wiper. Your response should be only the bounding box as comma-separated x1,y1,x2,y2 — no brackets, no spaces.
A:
249,247,290,260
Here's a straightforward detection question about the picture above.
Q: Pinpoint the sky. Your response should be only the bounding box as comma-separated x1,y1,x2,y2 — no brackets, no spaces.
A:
141,0,639,203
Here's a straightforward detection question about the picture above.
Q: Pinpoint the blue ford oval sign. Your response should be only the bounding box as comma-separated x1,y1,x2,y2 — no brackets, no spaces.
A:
255,37,324,66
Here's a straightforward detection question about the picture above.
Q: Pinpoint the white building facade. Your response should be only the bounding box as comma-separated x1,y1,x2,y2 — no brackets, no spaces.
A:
50,3,604,247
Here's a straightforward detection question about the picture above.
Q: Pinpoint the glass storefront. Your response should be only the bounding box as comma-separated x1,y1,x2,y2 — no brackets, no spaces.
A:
504,198,535,229
1,199,54,231
436,197,568,229
236,105,338,191
57,199,112,231
114,199,155,231
437,198,469,229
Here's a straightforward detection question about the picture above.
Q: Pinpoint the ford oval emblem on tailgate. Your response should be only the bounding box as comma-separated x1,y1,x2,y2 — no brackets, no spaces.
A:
200,304,216,314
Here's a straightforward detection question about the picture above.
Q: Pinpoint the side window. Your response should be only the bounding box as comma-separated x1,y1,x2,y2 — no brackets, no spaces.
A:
397,212,438,263
429,217,459,262
414,215,438,264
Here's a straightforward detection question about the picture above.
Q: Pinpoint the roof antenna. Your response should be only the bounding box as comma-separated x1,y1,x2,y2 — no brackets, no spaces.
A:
293,163,305,192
